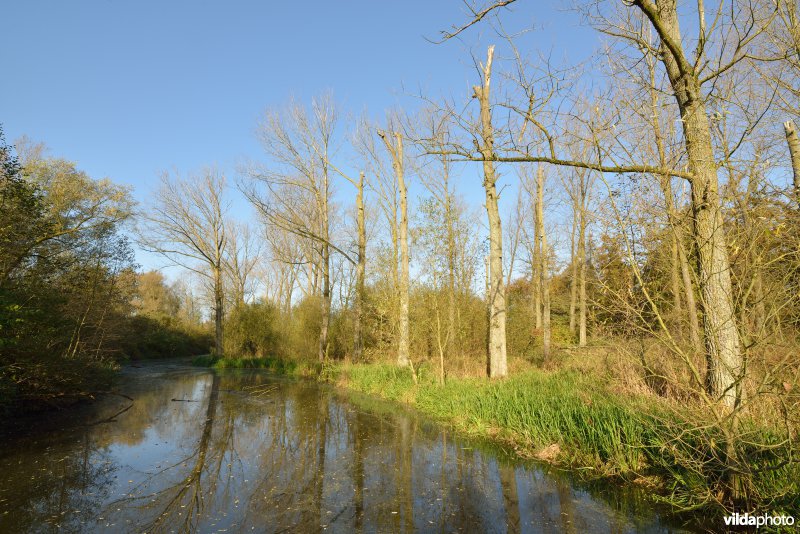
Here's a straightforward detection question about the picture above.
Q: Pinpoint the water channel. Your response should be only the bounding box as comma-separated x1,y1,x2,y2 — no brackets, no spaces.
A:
0,362,691,533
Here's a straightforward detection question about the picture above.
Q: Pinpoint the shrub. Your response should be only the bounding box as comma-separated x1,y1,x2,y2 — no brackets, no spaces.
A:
224,302,280,358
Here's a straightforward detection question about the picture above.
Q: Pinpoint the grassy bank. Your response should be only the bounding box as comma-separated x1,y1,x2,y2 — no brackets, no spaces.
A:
331,363,799,520
192,354,317,376
193,356,799,519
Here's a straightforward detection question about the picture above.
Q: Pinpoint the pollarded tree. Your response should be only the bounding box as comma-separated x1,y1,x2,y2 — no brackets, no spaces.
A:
416,45,509,378
377,127,411,368
474,46,508,378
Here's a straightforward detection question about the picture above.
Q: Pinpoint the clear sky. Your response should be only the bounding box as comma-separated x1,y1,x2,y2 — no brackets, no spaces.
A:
1,0,599,273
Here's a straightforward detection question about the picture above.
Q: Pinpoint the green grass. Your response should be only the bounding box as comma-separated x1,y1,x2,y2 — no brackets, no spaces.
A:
191,354,315,376
337,364,658,473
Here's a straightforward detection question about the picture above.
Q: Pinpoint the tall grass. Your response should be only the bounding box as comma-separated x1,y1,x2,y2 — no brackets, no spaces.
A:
341,365,657,473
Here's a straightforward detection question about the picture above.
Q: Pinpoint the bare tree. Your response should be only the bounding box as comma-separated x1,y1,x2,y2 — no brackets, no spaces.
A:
414,112,460,362
474,45,508,378
224,220,262,308
261,225,304,314
560,163,592,348
139,169,229,354
536,167,551,359
440,0,779,407
245,95,353,363
353,171,366,361
378,128,411,368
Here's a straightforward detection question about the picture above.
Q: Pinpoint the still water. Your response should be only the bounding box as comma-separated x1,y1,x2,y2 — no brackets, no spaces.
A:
0,363,689,533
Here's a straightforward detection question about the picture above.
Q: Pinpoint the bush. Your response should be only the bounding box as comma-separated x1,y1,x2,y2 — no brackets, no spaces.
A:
119,315,211,360
224,302,280,358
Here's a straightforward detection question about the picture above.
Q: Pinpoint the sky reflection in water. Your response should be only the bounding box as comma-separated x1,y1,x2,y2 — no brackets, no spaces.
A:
0,364,688,533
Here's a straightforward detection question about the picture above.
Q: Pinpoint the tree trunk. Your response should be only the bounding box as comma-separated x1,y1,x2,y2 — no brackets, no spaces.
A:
380,131,410,367
214,264,224,355
669,217,682,312
538,167,551,360
785,120,800,209
650,56,683,315
446,189,457,360
397,134,410,368
475,45,508,379
639,0,743,407
319,241,330,363
568,205,578,335
354,172,366,362
578,204,587,347
532,198,542,330
677,236,703,353
663,180,702,353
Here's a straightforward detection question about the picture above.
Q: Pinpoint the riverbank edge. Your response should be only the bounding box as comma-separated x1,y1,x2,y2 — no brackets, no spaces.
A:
191,355,799,523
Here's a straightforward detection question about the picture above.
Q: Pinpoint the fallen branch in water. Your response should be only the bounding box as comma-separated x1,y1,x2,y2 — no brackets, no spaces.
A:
84,391,135,426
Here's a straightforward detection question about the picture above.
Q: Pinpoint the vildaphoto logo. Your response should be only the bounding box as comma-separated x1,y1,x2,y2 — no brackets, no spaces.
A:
724,512,795,528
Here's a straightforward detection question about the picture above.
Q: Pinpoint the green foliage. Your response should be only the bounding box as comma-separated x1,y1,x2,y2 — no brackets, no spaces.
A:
120,315,211,360
284,295,322,360
337,363,419,401
590,232,640,335
192,354,315,376
223,302,280,358
191,354,219,367
505,279,536,360
0,133,140,414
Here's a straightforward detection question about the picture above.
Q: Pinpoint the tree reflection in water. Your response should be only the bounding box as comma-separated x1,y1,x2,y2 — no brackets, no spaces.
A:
0,366,687,533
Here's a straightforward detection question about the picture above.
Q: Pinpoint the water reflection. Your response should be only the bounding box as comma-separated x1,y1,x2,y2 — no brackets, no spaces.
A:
0,364,689,533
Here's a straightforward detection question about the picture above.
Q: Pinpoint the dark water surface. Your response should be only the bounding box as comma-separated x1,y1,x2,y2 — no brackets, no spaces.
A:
0,363,690,533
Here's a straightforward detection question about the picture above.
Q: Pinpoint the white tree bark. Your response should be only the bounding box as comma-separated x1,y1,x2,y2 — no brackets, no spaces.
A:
474,45,508,378
379,131,410,367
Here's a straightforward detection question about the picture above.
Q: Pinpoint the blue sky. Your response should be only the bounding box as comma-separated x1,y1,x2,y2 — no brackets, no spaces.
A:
1,0,599,273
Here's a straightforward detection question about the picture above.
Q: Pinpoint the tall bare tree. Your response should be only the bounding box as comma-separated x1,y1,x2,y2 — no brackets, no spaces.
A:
474,45,508,378
139,169,229,354
536,167,551,359
630,0,744,407
415,112,460,361
353,171,366,361
224,221,262,308
442,0,778,407
245,95,353,363
378,128,411,368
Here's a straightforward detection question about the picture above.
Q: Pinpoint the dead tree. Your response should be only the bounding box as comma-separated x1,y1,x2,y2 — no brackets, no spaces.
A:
536,167,551,359
379,129,411,368
474,45,508,378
